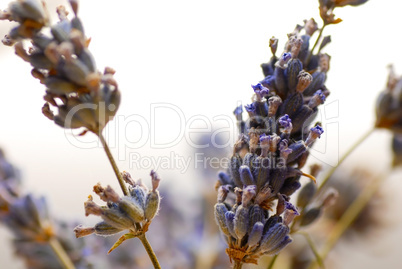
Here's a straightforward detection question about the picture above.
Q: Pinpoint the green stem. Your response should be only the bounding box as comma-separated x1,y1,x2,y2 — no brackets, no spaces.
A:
317,127,375,193
233,260,243,269
267,254,278,269
138,234,161,269
306,24,326,64
97,132,129,196
298,232,325,269
49,237,76,269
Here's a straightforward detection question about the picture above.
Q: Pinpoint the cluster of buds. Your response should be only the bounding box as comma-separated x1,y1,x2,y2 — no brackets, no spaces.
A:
376,66,402,167
0,0,120,134
74,171,161,253
214,18,330,266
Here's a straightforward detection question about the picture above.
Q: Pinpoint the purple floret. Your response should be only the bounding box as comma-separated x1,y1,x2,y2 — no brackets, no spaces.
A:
252,83,270,97
279,114,292,128
314,89,326,103
310,125,324,138
245,103,256,113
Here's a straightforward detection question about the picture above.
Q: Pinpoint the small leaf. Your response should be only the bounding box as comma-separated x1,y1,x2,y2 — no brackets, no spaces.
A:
107,233,136,254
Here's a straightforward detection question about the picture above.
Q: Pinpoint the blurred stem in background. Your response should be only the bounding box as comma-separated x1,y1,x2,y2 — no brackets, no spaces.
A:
49,237,76,269
308,169,388,269
317,127,375,193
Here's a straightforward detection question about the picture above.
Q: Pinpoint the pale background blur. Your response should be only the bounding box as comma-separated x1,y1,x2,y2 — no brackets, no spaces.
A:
1,0,402,268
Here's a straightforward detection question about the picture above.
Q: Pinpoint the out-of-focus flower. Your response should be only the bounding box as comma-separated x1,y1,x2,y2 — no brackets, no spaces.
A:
375,65,402,133
74,171,161,253
318,0,369,25
323,169,384,235
0,148,90,268
0,0,120,134
392,134,402,167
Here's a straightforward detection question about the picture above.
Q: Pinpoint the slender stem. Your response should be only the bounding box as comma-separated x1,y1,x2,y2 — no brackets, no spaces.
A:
322,173,385,259
267,254,278,269
49,237,76,269
138,234,161,269
298,232,325,269
97,132,129,196
306,24,326,64
317,127,374,193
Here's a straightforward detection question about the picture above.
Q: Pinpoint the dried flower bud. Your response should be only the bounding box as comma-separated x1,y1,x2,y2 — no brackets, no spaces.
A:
304,18,318,36
283,202,299,226
8,0,48,26
229,155,243,188
303,72,326,96
296,71,313,93
308,89,326,108
101,207,133,230
319,35,332,52
242,185,257,206
121,171,135,186
144,190,160,221
247,221,264,248
286,58,303,92
217,185,230,203
392,134,402,167
119,196,145,223
275,52,292,69
150,170,161,192
269,37,278,56
297,181,317,208
300,207,322,227
260,223,291,254
73,225,95,238
290,37,303,58
234,205,249,240
319,53,331,72
93,183,120,203
84,197,102,216
218,172,231,185
268,96,282,117
287,141,307,163
239,165,255,187
276,194,286,215
225,211,237,239
321,188,339,208
214,203,230,236
93,221,123,236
